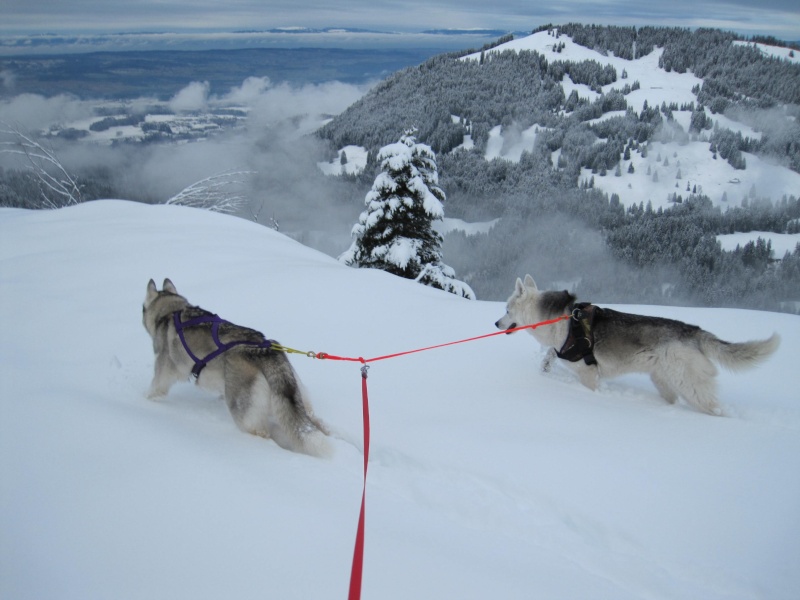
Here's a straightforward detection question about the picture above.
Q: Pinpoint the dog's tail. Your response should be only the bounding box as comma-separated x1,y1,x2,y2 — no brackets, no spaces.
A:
700,332,780,372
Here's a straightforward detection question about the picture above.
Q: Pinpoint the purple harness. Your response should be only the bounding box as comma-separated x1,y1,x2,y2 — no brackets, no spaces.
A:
173,310,273,379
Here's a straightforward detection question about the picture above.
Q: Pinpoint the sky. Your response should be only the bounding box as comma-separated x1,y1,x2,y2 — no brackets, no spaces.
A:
1,0,799,41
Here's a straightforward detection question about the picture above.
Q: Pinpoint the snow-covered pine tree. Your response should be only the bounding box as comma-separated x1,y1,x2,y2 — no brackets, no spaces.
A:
340,129,474,299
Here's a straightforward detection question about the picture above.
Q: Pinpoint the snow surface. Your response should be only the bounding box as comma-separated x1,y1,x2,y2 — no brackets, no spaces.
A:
717,231,800,257
436,216,499,236
733,41,800,65
2,200,800,600
317,145,369,176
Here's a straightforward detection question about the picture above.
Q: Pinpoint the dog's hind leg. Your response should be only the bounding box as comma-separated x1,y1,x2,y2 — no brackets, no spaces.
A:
650,372,679,404
224,360,271,438
673,354,723,416
574,363,600,391
680,380,723,416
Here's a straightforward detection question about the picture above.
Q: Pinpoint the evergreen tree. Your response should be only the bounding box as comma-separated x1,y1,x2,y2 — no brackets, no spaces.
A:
340,130,474,299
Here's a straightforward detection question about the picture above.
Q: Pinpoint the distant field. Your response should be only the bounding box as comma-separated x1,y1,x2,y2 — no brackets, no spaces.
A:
0,47,446,99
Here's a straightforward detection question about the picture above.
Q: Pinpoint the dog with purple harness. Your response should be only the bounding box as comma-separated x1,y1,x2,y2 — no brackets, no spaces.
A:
142,278,331,456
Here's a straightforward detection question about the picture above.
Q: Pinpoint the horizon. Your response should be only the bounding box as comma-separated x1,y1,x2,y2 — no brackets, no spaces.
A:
1,0,799,48
1,24,797,59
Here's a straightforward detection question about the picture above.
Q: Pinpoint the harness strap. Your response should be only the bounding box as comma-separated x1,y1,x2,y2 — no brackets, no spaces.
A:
556,302,599,366
173,311,273,379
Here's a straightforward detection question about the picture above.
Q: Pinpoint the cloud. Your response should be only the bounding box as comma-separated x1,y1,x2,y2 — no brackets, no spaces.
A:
0,70,16,91
217,76,272,105
242,80,370,132
0,93,93,132
0,75,369,253
169,81,210,112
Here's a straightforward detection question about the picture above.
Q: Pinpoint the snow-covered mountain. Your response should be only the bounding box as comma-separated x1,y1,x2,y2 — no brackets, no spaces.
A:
2,200,798,599
322,29,800,212
464,30,800,210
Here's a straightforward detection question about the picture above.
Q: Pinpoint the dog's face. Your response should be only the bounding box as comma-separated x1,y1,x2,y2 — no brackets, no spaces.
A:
495,275,540,333
142,278,180,337
495,275,575,335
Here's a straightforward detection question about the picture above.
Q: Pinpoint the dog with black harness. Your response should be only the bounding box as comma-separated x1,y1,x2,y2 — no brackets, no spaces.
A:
495,274,780,415
142,278,330,456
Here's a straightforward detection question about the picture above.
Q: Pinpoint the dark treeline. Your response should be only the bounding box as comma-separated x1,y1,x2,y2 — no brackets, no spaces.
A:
442,188,800,311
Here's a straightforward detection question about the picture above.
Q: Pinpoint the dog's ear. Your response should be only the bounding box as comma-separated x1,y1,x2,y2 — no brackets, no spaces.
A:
146,279,158,303
524,274,537,290
515,277,527,296
162,278,178,295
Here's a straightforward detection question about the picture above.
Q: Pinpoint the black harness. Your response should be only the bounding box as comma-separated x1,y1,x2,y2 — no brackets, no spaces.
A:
556,302,600,366
173,310,274,379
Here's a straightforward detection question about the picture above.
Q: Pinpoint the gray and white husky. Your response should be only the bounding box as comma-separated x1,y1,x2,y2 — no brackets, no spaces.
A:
142,278,331,456
495,275,780,415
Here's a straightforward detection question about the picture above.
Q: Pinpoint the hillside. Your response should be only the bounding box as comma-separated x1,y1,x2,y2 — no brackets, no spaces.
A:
2,200,799,600
2,24,799,310
318,25,800,307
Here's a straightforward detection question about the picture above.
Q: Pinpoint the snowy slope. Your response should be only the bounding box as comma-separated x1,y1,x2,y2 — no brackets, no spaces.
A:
1,201,799,600
459,31,800,210
717,231,800,256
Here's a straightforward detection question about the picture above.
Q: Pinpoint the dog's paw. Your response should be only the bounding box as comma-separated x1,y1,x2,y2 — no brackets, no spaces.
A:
540,348,557,373
146,388,166,400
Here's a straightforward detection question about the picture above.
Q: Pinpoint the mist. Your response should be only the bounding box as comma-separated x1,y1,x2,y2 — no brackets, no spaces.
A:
441,203,684,304
0,79,691,304
0,76,372,255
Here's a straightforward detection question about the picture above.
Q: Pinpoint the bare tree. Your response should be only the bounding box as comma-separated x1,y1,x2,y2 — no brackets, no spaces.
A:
165,170,255,213
0,123,82,209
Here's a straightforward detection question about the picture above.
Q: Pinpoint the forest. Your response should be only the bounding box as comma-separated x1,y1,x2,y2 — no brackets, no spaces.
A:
317,24,800,311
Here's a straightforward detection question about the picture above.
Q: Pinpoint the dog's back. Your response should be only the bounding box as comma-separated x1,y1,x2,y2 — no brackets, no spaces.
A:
593,308,779,371
592,308,779,415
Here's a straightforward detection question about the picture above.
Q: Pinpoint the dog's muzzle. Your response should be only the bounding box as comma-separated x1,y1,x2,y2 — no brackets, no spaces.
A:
495,319,517,334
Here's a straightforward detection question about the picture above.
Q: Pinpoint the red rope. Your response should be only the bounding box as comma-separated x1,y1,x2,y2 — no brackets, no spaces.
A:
331,315,569,600
348,363,370,600
318,315,570,365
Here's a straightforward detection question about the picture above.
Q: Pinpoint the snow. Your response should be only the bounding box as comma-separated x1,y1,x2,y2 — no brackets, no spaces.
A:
436,217,499,236
584,141,800,210
717,231,800,257
733,41,800,65
464,31,704,111
456,31,800,210
380,236,419,270
317,145,369,176
484,124,542,162
2,200,800,600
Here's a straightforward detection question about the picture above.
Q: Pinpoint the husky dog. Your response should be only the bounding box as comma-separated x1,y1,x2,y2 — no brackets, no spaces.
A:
142,278,331,456
495,275,780,415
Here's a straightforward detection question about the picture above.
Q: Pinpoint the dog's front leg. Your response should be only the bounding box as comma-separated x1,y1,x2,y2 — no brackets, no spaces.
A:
540,347,557,373
147,354,180,399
